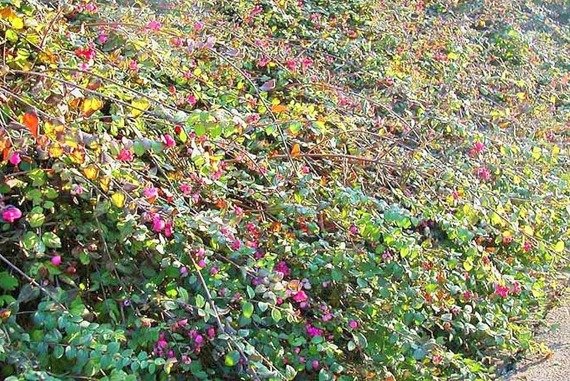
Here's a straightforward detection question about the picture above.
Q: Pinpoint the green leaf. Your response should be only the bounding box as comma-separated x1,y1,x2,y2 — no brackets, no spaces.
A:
42,232,61,248
194,124,206,137
107,341,120,355
413,347,426,360
133,140,146,156
53,345,64,359
6,29,18,44
318,369,333,381
28,169,46,186
0,271,18,291
21,231,42,252
70,298,87,316
18,284,40,303
27,207,46,227
271,308,282,322
209,123,222,138
100,354,112,370
195,294,206,309
177,287,189,302
285,364,297,380
224,350,240,367
242,302,254,319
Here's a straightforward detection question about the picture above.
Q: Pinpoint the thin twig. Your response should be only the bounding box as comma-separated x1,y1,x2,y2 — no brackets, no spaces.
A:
0,252,66,310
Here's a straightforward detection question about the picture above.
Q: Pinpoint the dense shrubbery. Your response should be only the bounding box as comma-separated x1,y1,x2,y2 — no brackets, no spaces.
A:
0,0,568,380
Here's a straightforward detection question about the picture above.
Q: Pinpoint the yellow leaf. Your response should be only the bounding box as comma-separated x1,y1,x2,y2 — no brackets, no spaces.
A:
531,146,541,160
447,52,459,60
463,258,474,271
552,145,560,156
522,225,534,236
64,133,79,149
83,165,99,180
513,175,521,185
10,16,23,30
44,121,64,139
491,212,504,227
131,98,150,118
48,144,64,158
111,192,126,208
554,241,565,253
69,149,85,164
99,177,110,193
82,97,103,117
314,120,326,131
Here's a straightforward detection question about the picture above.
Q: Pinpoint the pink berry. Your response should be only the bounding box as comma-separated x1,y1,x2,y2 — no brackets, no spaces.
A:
1,206,22,223
51,255,62,266
9,152,21,166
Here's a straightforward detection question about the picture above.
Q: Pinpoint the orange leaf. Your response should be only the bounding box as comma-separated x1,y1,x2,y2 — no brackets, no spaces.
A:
215,198,228,210
269,221,282,232
22,111,39,138
290,143,301,157
1,138,11,161
271,104,287,113
287,280,302,292
69,98,82,109
0,7,15,19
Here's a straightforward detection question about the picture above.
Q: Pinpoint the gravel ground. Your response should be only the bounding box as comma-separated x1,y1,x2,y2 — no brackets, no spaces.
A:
505,285,570,381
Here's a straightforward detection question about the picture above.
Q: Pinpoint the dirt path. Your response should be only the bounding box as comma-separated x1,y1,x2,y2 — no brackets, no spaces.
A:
506,285,570,381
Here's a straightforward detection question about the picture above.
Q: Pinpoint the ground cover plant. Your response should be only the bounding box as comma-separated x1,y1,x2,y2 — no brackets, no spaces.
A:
0,0,569,380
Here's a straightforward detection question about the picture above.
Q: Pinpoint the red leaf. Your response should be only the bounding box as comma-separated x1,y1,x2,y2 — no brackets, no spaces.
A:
22,111,39,138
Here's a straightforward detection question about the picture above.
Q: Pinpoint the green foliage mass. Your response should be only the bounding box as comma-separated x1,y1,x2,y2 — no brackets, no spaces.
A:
0,0,568,380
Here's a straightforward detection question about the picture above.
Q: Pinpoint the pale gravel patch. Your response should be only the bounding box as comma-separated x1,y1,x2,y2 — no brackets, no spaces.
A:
505,282,570,381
